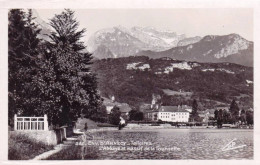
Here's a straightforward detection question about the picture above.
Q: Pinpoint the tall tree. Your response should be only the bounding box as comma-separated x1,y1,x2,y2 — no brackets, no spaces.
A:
109,106,121,125
191,99,198,120
217,109,223,128
8,9,42,125
240,109,246,124
214,110,218,120
35,9,102,126
246,110,253,125
229,99,240,123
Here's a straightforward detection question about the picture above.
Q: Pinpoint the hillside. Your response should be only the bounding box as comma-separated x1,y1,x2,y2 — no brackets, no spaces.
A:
92,56,253,110
137,34,253,67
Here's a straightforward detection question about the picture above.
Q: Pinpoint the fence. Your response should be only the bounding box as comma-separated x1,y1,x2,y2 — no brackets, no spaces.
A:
14,114,48,131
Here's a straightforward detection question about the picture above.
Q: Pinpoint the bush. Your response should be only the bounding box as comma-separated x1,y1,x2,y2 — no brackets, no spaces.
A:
8,133,53,160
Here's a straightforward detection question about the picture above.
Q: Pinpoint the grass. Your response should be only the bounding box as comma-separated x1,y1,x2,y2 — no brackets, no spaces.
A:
97,123,117,127
76,118,99,130
162,89,193,96
44,145,99,160
8,133,54,160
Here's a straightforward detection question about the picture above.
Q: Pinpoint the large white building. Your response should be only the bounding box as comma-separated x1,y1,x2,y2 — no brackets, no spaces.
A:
146,106,190,122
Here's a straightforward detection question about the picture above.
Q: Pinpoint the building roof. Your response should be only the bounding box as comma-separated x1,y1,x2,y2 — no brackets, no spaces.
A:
158,106,189,113
117,103,132,113
205,109,216,114
103,97,131,113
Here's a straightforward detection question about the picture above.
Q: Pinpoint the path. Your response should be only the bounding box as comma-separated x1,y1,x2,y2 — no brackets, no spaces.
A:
32,128,116,160
32,135,79,160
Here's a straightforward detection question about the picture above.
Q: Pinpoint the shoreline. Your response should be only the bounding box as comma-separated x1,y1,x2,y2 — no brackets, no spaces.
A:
86,126,253,132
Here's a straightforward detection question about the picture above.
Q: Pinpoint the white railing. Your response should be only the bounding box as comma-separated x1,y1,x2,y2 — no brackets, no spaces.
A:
14,114,48,131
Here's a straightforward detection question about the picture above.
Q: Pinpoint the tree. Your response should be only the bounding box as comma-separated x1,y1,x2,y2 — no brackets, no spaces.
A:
129,109,144,121
216,109,223,128
246,110,253,125
190,99,199,121
90,105,108,123
223,109,231,124
240,109,246,124
8,9,42,125
229,99,240,123
34,9,102,126
214,110,218,120
109,106,121,125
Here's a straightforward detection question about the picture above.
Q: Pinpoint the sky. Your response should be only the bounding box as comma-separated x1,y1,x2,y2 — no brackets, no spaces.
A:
36,8,253,42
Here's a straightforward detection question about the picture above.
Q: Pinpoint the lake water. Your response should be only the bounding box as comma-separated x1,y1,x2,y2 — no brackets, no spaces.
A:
88,129,253,159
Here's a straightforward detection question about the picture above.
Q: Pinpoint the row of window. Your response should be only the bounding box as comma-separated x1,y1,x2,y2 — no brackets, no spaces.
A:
160,112,189,115
160,116,187,119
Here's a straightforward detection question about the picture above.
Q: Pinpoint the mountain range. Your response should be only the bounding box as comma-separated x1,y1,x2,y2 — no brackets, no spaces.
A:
33,10,253,67
136,34,253,67
87,26,203,59
89,26,253,67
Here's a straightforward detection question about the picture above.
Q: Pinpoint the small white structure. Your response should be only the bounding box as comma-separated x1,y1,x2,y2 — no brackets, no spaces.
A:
14,114,48,131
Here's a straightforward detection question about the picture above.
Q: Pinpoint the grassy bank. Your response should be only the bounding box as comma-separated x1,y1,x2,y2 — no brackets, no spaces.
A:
44,145,99,160
8,133,54,160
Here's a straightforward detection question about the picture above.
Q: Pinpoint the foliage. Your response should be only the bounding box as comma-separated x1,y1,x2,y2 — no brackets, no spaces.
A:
246,110,253,125
189,99,201,122
191,99,198,115
33,9,103,126
92,56,253,110
214,107,253,126
129,109,144,121
216,109,223,128
8,133,53,160
8,9,103,127
109,106,121,125
240,109,246,124
8,9,42,125
229,99,240,123
90,105,108,123
222,110,232,123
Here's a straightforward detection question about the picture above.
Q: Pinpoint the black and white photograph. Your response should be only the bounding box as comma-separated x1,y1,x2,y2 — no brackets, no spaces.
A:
1,0,259,162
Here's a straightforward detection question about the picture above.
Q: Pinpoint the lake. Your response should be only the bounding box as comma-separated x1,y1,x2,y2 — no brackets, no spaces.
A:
87,128,253,159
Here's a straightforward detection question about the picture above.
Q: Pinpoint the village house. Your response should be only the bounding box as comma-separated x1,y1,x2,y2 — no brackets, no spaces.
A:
102,97,131,117
198,109,215,122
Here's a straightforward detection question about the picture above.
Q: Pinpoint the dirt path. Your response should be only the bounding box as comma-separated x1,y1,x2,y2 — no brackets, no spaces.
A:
32,128,117,160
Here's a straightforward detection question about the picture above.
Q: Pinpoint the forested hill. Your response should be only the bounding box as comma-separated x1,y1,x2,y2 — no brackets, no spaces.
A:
92,56,253,110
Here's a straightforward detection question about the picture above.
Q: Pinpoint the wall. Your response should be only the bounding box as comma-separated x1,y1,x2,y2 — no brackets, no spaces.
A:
9,127,70,146
9,130,58,146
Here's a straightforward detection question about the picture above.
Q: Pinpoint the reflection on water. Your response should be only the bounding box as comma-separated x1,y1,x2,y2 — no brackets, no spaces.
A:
89,129,253,159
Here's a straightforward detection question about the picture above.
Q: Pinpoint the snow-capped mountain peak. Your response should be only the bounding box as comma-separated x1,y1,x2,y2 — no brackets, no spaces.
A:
87,26,188,58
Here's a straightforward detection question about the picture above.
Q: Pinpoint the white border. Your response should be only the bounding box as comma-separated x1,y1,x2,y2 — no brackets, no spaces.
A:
0,0,260,165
